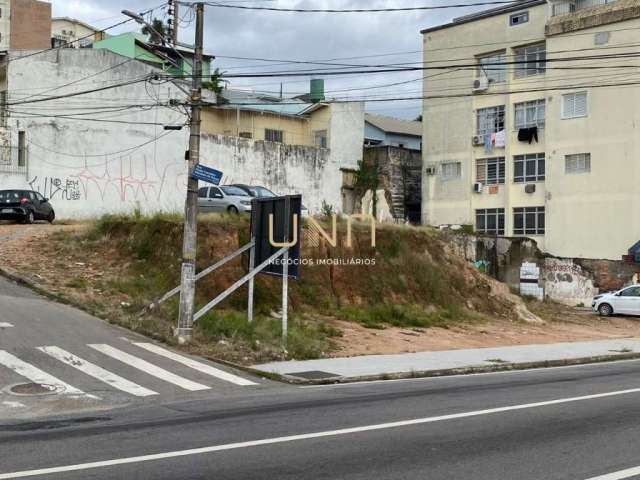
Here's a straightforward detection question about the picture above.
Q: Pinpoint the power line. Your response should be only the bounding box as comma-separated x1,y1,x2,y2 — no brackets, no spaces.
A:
202,0,516,13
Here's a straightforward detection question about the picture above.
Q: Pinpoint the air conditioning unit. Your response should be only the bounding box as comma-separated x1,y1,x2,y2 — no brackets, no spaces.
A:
472,135,484,146
473,75,489,92
525,184,536,194
425,166,437,176
473,182,483,193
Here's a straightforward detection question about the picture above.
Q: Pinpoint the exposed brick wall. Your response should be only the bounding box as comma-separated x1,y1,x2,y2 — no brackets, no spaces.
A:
10,0,51,49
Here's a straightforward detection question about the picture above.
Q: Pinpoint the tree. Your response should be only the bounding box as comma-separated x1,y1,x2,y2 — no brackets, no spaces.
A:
142,18,167,45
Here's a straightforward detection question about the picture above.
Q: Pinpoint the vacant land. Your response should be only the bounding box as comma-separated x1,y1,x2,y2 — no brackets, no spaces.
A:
1,218,637,364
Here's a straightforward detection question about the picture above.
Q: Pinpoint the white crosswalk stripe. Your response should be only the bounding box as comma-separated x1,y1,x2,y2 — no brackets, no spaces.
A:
88,344,210,391
0,350,89,397
37,346,158,397
0,323,13,328
133,342,257,386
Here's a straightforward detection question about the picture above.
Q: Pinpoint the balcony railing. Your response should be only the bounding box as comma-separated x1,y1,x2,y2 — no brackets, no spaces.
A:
551,0,618,17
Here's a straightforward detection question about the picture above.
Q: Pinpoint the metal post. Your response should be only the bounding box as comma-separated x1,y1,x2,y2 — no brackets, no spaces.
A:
177,2,204,344
247,242,255,324
172,0,179,45
282,249,289,346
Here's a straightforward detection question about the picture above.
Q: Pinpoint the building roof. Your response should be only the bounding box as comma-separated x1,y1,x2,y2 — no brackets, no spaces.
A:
420,0,546,34
218,89,323,117
52,17,103,34
365,113,422,137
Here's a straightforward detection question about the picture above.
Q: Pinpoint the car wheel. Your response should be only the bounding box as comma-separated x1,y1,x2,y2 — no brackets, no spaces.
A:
598,303,613,317
228,206,239,215
23,211,34,224
47,211,55,224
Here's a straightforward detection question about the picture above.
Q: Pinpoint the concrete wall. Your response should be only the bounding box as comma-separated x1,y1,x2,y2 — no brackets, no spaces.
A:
0,0,10,50
422,0,640,260
0,49,359,217
51,18,106,47
10,0,51,49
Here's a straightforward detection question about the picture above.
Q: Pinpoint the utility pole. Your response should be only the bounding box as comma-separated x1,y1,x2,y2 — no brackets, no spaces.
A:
177,2,204,343
168,0,179,45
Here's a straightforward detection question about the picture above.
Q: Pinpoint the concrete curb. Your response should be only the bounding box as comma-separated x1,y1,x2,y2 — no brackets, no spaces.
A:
247,352,640,385
4,265,640,387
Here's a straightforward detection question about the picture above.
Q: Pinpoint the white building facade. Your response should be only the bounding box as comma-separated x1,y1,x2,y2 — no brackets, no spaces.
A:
0,49,364,218
422,0,640,260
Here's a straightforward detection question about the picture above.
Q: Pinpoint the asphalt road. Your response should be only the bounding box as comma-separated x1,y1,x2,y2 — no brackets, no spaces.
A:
4,277,640,478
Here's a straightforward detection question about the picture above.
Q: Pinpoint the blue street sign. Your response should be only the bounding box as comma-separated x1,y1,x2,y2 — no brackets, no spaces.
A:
191,164,223,185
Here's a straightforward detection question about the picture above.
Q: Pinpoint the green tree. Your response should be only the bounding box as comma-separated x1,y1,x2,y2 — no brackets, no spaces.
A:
142,18,167,44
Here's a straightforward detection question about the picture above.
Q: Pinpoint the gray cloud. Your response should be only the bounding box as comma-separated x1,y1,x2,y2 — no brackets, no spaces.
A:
53,0,488,119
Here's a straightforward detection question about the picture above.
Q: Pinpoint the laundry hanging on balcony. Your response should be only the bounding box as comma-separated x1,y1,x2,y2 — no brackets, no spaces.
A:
517,126,538,144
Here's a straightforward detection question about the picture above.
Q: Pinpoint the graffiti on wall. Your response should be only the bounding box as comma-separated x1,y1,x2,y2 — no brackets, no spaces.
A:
28,176,82,201
543,258,598,306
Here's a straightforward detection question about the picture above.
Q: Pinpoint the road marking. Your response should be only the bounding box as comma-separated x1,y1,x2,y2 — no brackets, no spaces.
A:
0,323,13,328
584,465,640,479
37,346,158,398
88,344,210,392
1,401,24,408
0,350,87,397
133,342,257,386
4,386,640,479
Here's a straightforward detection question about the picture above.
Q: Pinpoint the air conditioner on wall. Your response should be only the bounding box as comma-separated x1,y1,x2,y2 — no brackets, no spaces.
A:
472,135,484,146
525,184,536,194
473,182,483,193
473,75,489,92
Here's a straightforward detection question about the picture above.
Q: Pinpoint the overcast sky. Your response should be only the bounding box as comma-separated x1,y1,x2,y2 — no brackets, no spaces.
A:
53,0,490,119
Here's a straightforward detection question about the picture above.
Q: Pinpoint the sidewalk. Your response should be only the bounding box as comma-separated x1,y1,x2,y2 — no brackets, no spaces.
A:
252,338,640,382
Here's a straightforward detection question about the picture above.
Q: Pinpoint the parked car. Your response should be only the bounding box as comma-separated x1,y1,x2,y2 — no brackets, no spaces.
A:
592,285,640,316
197,185,252,214
0,189,55,224
231,184,309,216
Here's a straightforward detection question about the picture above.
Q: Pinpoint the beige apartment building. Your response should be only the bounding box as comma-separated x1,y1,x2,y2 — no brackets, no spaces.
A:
422,0,640,260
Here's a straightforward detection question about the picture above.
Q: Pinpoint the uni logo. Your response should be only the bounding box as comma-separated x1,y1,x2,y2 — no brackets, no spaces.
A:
269,214,377,248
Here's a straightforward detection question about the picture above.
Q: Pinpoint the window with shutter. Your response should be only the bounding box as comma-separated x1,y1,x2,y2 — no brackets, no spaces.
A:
562,92,588,119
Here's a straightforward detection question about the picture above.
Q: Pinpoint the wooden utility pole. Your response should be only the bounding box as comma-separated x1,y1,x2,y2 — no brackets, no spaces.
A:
177,2,204,343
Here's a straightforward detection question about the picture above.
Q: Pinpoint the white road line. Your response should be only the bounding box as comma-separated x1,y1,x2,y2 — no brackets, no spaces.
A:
1,401,24,409
4,386,640,479
88,344,210,392
37,346,158,398
133,342,257,386
584,466,640,480
0,350,87,397
0,323,14,328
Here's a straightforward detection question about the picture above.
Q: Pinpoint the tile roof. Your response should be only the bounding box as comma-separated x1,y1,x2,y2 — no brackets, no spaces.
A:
365,113,422,137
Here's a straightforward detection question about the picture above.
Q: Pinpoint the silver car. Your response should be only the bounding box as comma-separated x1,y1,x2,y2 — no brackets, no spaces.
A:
197,185,252,214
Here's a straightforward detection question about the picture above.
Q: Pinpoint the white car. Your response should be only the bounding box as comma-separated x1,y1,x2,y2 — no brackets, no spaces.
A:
592,285,640,316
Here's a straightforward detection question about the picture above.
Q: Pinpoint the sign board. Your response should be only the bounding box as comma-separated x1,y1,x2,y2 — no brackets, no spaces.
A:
250,195,302,279
191,164,223,185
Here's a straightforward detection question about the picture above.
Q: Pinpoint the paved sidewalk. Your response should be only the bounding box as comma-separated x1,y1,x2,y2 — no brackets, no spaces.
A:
253,338,640,381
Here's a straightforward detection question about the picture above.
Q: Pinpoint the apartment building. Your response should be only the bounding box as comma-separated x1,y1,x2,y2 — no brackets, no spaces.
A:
421,0,640,260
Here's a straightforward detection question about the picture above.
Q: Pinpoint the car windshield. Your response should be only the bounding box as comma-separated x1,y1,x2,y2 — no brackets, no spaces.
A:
221,186,249,196
255,187,277,197
0,190,23,200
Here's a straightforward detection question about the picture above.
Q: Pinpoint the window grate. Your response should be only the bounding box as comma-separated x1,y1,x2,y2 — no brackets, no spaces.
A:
514,153,545,183
441,162,461,180
514,99,545,129
514,43,546,78
476,157,505,185
265,128,284,143
476,106,505,137
565,153,591,173
513,206,545,235
476,208,505,235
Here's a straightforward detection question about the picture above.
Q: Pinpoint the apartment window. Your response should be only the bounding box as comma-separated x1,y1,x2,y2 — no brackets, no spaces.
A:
510,11,529,25
476,105,505,137
562,92,588,119
239,131,252,139
17,131,26,167
476,209,505,235
514,43,546,78
477,51,507,84
514,153,545,183
265,128,284,143
514,99,545,129
441,162,461,180
314,130,328,148
565,153,591,174
476,157,505,185
513,206,545,235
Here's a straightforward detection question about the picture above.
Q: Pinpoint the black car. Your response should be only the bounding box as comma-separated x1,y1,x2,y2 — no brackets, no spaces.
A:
0,190,55,224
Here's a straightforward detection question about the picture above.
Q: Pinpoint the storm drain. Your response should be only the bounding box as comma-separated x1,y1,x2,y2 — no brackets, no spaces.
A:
8,383,58,396
286,371,342,380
